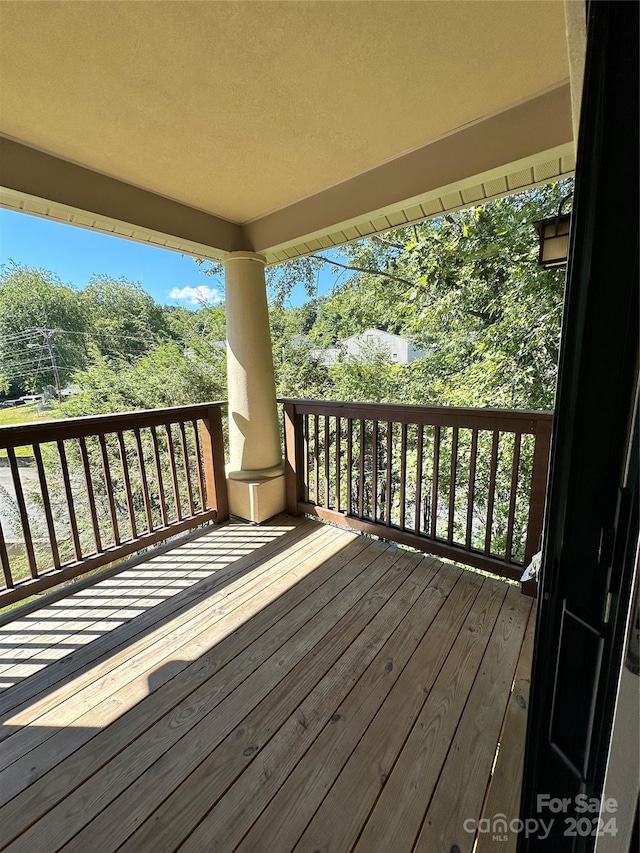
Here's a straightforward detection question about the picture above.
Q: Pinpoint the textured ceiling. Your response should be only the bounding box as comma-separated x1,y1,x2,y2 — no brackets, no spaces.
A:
0,0,569,224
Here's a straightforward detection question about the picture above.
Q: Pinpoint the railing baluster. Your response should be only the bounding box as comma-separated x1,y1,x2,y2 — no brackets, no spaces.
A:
7,447,38,578
371,420,378,522
278,399,553,588
324,415,330,509
284,401,303,516
465,429,478,550
150,426,168,528
430,425,441,539
399,422,407,530
346,418,353,514
178,421,196,517
165,423,183,521
447,426,459,543
358,419,365,518
313,415,320,506
0,520,13,588
334,416,341,513
79,437,102,553
385,421,393,527
99,433,121,546
414,424,424,534
303,414,309,503
0,402,226,607
33,443,61,567
117,431,138,539
484,430,500,555
191,420,206,513
135,427,154,531
57,440,82,561
505,432,522,563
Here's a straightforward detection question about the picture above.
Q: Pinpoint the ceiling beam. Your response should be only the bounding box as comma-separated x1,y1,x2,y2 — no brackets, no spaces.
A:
0,83,573,265
0,137,246,257
245,84,573,255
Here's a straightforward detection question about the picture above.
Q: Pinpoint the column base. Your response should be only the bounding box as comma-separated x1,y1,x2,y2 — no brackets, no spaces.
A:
227,474,286,523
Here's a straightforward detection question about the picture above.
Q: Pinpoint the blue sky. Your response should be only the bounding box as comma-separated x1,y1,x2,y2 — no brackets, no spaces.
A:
0,208,339,308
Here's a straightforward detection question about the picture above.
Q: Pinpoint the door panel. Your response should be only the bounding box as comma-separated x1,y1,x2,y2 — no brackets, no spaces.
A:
519,2,639,851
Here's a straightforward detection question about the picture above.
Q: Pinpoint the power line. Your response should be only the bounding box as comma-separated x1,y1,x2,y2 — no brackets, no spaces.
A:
0,354,39,364
0,360,49,371
56,329,159,346
0,327,64,397
0,354,50,367
1,325,180,392
3,327,156,343
0,366,74,379
1,347,162,369
0,330,40,343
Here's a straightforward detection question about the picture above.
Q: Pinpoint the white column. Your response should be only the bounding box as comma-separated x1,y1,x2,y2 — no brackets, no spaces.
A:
223,251,285,522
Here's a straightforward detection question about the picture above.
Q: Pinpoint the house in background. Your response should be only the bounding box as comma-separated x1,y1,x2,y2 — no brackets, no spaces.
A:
313,328,427,366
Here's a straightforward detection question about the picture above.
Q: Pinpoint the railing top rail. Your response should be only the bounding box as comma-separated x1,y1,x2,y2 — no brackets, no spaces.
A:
0,401,228,449
279,399,553,433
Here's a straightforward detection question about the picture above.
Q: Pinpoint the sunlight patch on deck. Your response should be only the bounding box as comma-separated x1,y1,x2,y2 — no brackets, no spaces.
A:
0,521,295,689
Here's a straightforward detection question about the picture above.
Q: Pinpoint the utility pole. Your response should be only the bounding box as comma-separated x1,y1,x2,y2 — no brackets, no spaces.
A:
25,327,63,401
42,329,62,402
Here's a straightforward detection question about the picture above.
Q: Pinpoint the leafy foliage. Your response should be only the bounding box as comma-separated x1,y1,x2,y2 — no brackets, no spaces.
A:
80,275,169,360
269,181,571,410
1,181,570,413
0,264,88,393
62,344,226,417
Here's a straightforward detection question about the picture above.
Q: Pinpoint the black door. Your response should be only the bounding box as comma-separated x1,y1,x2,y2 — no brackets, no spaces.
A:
519,2,639,851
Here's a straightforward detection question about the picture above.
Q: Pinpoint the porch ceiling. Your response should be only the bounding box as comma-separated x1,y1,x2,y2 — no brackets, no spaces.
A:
0,0,574,263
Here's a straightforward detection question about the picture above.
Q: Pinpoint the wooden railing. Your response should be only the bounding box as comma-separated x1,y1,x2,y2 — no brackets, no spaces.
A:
0,403,228,607
282,400,552,586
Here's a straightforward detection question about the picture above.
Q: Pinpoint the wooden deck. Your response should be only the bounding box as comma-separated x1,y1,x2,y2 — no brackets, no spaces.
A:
0,516,534,853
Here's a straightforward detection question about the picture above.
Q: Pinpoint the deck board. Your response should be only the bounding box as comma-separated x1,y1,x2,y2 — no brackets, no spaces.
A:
231,557,452,853
0,525,289,704
0,525,356,818
475,606,537,853
114,551,435,853
351,575,511,853
0,521,336,780
51,541,409,853
412,586,532,853
0,521,284,677
0,518,307,703
0,517,534,853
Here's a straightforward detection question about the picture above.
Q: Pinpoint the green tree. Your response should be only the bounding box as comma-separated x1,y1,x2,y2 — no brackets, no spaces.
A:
62,342,227,416
80,275,169,361
268,181,571,410
267,300,326,399
162,303,227,360
0,264,88,395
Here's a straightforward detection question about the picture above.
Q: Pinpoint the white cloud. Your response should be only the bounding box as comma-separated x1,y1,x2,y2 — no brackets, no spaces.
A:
169,285,221,306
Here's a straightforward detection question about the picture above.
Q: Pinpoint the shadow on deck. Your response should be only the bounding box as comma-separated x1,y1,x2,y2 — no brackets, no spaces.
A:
0,515,534,853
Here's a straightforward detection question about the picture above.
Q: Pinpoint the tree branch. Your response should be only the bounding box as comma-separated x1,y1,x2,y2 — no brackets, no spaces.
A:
371,235,406,251
313,254,416,289
466,308,497,323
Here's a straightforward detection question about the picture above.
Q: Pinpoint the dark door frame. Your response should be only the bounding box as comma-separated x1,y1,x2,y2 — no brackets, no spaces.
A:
519,2,639,851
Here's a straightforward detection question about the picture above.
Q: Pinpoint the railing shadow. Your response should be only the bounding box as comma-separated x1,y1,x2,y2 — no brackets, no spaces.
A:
0,525,532,853
0,517,302,698
0,516,350,842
